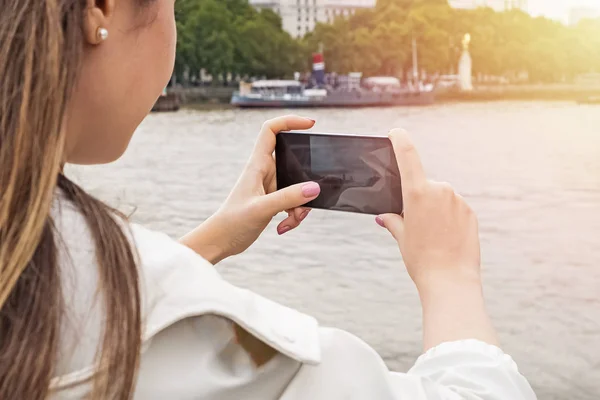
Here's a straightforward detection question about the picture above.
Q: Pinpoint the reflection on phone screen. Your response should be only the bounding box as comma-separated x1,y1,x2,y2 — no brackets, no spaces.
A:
276,132,403,215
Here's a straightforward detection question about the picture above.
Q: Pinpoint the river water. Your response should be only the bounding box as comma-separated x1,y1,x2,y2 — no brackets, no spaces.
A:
69,101,600,400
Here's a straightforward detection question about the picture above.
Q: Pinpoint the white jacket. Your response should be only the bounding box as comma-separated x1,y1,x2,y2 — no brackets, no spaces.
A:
49,197,537,399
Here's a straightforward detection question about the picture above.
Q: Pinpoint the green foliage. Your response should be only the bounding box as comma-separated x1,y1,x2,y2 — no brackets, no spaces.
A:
174,0,600,83
174,0,305,83
306,1,600,82
304,0,600,82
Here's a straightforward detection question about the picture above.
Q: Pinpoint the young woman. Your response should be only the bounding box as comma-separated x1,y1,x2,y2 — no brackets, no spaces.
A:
0,0,537,398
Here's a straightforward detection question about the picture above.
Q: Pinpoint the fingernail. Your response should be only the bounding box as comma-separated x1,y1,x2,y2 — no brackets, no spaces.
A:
302,182,320,198
278,225,291,235
299,209,311,221
375,216,385,228
305,118,316,124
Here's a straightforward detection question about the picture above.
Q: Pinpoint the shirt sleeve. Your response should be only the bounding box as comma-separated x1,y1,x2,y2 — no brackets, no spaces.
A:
402,339,537,399
280,328,537,400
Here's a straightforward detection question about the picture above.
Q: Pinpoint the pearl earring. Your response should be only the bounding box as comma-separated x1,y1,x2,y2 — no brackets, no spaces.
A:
97,27,109,41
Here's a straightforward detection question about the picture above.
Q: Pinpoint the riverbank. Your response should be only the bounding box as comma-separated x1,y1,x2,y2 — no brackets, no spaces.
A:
172,86,235,105
437,84,600,103
166,84,600,108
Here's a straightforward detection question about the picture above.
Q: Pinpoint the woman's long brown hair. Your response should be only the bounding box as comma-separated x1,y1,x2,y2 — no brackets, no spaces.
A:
0,0,142,399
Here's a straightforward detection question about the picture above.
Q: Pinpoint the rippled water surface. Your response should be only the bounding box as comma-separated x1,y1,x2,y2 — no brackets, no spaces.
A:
70,102,600,400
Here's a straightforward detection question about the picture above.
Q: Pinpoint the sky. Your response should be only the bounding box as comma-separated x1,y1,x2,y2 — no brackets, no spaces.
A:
528,0,600,21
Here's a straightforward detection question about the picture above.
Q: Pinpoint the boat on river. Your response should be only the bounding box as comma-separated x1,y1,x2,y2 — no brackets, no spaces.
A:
231,77,435,108
231,52,435,108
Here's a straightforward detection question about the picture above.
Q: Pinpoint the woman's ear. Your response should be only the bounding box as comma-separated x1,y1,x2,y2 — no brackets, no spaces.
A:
82,0,116,45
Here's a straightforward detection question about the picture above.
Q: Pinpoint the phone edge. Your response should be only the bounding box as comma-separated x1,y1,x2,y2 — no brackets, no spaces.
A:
280,131,391,140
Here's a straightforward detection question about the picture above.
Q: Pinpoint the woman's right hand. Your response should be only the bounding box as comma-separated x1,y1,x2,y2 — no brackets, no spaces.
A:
376,129,497,350
377,129,481,290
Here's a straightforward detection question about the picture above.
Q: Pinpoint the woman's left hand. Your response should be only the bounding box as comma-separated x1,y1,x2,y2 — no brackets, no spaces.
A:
180,115,320,264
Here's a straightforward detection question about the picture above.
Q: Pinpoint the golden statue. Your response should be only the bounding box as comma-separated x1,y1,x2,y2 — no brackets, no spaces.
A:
459,33,473,91
462,33,471,51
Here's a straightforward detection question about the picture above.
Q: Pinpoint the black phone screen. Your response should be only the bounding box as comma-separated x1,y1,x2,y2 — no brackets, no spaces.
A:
276,131,403,215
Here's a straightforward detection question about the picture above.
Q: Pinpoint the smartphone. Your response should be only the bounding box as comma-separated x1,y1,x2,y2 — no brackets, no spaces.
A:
276,131,403,215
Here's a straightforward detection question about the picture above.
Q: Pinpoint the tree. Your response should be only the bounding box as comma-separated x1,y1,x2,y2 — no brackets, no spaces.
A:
175,0,303,83
174,0,600,83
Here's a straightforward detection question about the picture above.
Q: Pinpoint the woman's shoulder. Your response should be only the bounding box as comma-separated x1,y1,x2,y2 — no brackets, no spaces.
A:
128,221,322,364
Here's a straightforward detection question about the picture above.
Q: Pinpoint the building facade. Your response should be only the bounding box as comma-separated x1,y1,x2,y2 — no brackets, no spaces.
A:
449,0,528,12
250,0,377,38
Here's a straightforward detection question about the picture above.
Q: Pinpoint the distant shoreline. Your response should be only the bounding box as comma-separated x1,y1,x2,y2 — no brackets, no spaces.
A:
163,84,600,110
437,84,600,103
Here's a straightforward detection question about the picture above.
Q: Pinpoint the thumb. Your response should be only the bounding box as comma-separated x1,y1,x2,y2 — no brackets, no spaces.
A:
259,182,321,216
376,213,405,242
